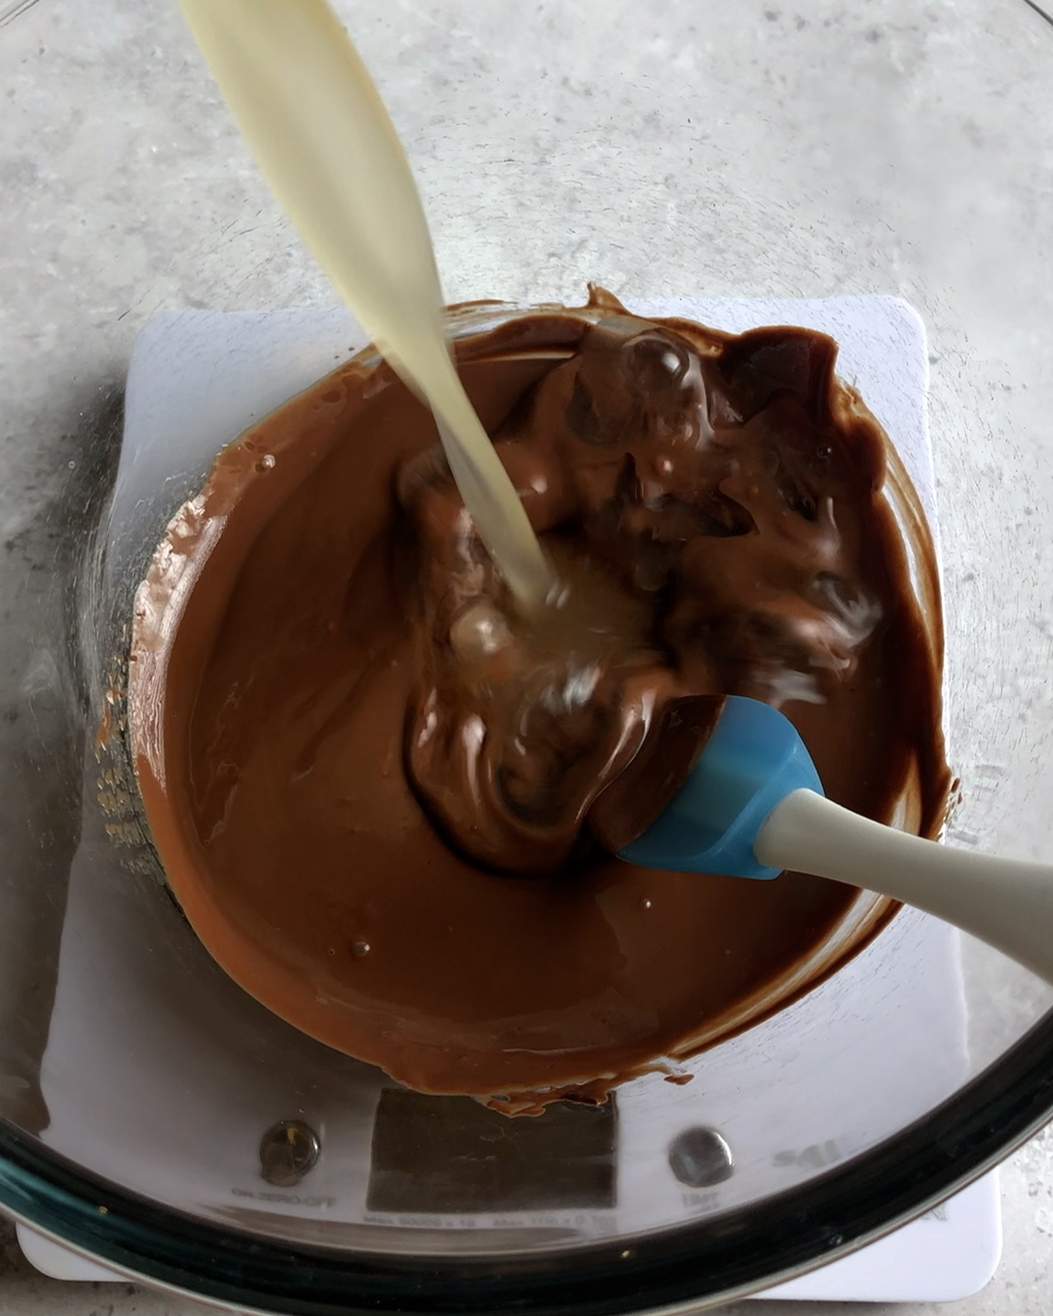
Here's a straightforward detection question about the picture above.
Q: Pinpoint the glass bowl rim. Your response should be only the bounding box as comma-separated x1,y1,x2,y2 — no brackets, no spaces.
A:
3,295,1053,1312
2,1007,1053,1313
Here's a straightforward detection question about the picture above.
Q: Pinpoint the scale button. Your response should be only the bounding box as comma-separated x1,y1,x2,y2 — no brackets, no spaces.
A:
259,1119,321,1187
668,1127,734,1187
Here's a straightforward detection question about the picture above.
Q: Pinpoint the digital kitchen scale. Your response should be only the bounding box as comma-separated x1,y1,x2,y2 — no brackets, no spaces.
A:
15,297,1000,1304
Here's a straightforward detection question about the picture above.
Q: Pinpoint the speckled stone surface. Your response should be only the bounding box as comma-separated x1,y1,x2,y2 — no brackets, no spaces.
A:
2,0,1052,1312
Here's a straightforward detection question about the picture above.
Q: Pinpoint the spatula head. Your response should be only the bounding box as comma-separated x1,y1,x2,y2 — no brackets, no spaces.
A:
618,695,824,878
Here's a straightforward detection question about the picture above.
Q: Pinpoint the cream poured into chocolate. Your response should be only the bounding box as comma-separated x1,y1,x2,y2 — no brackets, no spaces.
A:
130,289,949,1112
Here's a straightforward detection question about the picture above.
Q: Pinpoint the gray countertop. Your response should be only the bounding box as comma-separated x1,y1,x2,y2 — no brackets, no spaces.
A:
2,0,1052,1312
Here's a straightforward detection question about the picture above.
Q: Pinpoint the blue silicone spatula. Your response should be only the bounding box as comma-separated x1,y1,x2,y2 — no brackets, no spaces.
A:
620,696,1053,984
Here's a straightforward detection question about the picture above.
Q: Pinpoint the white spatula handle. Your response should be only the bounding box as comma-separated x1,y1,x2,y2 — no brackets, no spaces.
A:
757,789,1053,984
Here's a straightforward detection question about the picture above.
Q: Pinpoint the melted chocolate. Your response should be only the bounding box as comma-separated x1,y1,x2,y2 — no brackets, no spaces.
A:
130,289,949,1111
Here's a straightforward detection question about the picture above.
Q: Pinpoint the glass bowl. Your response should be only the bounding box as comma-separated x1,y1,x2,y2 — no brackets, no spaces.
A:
1,0,1051,1311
